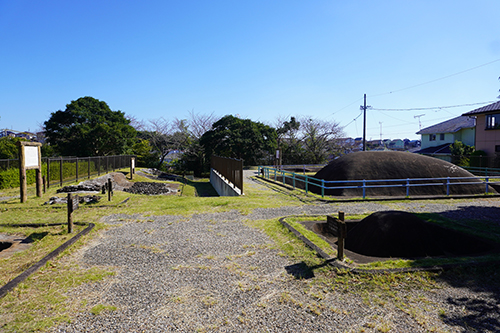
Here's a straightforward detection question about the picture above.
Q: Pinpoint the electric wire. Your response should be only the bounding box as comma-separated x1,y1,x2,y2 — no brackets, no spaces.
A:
370,58,500,98
371,101,496,112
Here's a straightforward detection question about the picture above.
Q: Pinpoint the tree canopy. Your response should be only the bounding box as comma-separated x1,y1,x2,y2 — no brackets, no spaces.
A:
44,97,136,156
200,115,277,165
0,137,26,159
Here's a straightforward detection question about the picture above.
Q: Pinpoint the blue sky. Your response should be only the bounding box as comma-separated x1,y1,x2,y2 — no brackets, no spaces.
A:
1,0,499,140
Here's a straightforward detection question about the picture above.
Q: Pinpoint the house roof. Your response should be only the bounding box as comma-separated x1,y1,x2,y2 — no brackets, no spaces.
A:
416,116,475,135
414,143,451,155
462,100,500,116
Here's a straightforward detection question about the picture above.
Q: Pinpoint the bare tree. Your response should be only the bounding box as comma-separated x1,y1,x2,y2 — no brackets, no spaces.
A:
299,116,344,164
183,109,217,139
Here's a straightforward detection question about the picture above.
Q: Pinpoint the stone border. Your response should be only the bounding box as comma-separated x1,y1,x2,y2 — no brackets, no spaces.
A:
0,222,95,299
279,216,500,274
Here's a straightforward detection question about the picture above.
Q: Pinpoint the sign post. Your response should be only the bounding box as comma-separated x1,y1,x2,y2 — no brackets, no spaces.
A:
17,141,43,203
130,157,135,180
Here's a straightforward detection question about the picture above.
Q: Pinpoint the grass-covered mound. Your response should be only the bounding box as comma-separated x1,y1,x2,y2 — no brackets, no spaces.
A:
344,211,497,258
313,151,490,196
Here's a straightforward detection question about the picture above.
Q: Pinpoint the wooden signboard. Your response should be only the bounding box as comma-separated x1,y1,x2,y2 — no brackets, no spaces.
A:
17,141,43,203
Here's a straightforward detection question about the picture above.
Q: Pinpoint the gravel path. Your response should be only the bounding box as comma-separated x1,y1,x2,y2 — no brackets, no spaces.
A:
51,171,500,332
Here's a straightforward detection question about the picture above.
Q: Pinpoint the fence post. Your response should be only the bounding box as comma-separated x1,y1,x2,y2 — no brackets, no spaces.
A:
486,177,489,194
446,177,450,196
47,158,50,188
60,157,63,187
305,175,308,194
321,179,325,198
406,178,410,197
88,157,91,179
67,193,73,234
282,170,285,185
76,158,79,183
108,178,113,201
293,172,296,189
362,180,366,199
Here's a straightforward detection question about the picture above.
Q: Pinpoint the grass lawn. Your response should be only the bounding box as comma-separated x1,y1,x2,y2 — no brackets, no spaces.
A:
1,167,499,332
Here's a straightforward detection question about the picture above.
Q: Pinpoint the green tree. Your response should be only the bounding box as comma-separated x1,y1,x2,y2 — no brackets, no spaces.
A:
0,136,26,159
200,115,277,166
44,97,136,156
449,140,474,166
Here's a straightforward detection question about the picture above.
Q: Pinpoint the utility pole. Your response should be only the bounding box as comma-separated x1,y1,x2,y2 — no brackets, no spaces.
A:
414,114,425,130
360,94,371,151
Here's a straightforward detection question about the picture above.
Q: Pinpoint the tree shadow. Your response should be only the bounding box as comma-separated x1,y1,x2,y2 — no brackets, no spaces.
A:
415,205,500,332
183,178,218,197
285,259,337,279
434,263,500,332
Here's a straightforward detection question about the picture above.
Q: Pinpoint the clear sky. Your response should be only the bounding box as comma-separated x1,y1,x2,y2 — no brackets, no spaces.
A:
1,0,500,140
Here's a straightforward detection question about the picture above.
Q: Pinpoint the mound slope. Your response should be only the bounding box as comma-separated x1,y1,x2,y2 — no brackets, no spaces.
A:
313,151,490,196
344,211,495,258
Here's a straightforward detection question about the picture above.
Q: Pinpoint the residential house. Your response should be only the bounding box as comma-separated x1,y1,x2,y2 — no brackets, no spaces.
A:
415,116,475,160
462,100,500,156
387,139,405,150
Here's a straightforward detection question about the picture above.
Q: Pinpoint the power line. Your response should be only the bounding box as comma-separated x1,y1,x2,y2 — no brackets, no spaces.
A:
371,101,495,112
370,58,500,97
342,111,363,128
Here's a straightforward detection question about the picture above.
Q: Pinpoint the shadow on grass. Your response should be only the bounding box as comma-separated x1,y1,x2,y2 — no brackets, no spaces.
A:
183,178,218,197
285,260,335,280
435,263,500,332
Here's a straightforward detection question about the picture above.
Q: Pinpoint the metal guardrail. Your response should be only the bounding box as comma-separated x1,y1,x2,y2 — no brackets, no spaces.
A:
463,166,500,177
259,166,497,199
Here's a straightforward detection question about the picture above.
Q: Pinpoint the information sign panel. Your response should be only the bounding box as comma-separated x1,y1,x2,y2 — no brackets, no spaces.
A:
24,146,39,168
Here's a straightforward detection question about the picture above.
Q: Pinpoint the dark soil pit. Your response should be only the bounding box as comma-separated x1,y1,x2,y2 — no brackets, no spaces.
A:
300,211,500,264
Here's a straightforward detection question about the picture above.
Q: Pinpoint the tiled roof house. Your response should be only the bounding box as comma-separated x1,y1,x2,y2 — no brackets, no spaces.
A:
415,116,475,156
462,100,500,156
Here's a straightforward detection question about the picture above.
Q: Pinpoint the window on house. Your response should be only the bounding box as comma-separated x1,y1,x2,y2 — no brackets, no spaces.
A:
495,145,500,153
429,134,436,141
439,133,445,140
486,114,500,129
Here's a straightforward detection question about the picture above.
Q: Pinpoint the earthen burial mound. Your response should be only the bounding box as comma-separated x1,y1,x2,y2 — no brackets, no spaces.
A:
344,211,497,258
312,151,490,196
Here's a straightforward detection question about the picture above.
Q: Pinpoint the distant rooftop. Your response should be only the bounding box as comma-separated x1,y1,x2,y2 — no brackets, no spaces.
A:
462,100,500,116
416,116,475,135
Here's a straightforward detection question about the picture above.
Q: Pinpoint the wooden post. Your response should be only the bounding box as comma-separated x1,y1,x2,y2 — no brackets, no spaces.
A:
47,158,50,188
59,157,63,187
75,158,79,182
18,145,27,203
337,211,346,261
107,178,112,201
42,175,46,193
67,193,73,233
130,157,135,180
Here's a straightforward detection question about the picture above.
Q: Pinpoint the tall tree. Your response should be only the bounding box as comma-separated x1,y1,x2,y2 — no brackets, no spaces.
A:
0,137,26,159
300,117,344,164
44,97,136,156
200,115,277,166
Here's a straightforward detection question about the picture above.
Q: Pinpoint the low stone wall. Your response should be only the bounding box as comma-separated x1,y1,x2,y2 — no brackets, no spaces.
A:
210,169,242,196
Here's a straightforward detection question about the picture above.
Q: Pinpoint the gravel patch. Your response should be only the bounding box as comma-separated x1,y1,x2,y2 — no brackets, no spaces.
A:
50,171,500,332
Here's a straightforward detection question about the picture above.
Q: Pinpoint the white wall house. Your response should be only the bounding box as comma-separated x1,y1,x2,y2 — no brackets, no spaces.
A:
416,116,475,159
